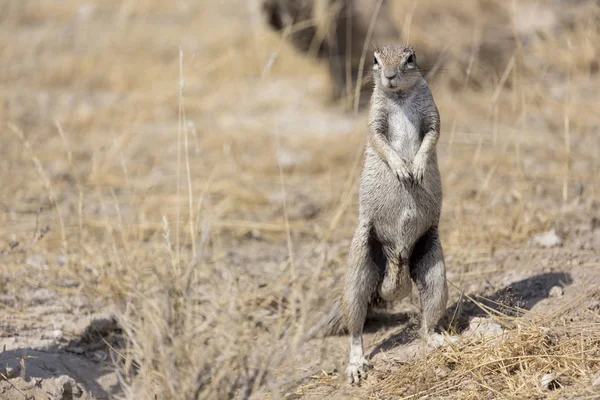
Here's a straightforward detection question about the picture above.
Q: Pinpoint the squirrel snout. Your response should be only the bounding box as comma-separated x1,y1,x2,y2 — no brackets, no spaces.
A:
383,68,396,79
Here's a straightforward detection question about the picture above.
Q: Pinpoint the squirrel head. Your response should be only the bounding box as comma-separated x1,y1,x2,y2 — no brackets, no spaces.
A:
372,45,421,93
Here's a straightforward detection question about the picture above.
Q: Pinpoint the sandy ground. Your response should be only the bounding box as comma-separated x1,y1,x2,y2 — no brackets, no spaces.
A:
2,234,599,399
1,0,599,399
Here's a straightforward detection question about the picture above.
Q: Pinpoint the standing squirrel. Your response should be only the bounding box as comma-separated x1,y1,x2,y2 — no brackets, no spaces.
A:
341,44,448,384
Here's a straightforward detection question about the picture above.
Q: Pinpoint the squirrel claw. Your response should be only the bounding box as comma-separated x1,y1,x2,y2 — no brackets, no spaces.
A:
346,357,370,385
412,160,426,185
394,161,414,185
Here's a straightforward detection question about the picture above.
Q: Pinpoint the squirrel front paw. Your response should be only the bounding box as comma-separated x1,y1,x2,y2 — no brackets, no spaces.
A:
393,160,414,184
412,155,427,184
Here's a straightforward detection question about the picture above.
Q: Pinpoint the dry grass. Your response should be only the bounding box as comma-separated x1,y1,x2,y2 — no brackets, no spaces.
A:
365,292,600,399
1,0,600,399
296,295,600,399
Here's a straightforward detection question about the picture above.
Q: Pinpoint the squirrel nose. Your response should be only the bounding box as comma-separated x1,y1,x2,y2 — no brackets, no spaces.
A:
384,68,396,79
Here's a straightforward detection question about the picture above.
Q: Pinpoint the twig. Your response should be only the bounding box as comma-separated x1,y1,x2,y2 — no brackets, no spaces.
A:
0,372,28,399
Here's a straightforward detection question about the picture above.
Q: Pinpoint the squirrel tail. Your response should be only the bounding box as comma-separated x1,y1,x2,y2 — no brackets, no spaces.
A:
303,300,346,341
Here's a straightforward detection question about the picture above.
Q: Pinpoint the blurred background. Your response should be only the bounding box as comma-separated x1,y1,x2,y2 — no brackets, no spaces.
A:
0,0,599,399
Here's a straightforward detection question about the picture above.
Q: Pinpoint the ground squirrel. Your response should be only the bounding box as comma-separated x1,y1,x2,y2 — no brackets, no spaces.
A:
341,44,448,384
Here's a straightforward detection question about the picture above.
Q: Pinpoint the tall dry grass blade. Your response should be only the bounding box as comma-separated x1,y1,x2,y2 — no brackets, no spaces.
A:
344,0,353,105
402,1,418,46
352,0,384,114
563,46,573,204
489,53,516,108
180,47,197,259
176,47,184,265
9,122,68,251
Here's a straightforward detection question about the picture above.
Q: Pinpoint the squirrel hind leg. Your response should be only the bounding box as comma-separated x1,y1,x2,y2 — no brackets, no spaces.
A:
410,228,448,337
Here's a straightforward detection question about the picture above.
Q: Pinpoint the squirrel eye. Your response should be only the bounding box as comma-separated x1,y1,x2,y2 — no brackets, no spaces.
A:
405,54,416,68
373,56,379,66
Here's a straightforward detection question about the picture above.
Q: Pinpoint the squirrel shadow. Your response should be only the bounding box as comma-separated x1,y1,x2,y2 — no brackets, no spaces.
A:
368,271,573,357
441,271,573,333
363,309,417,334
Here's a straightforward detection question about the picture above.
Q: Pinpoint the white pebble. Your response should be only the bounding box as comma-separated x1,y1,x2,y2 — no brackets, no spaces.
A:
549,286,563,298
532,229,563,248
4,365,20,379
541,372,559,390
468,317,504,339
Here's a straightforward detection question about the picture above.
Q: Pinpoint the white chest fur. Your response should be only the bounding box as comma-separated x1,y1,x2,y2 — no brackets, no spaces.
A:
387,101,422,160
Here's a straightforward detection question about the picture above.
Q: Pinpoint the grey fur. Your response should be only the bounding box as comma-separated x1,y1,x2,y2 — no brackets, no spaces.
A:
341,44,448,384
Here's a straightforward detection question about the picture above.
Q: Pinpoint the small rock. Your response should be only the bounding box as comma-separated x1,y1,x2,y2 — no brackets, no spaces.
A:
541,372,560,390
0,295,15,307
26,254,48,267
1,362,21,379
67,347,85,354
4,366,19,379
47,375,84,399
42,330,63,340
30,288,57,304
24,377,43,389
468,317,504,339
243,229,263,241
549,286,563,298
428,333,459,348
533,229,563,248
56,255,67,266
91,351,108,362
276,149,311,170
